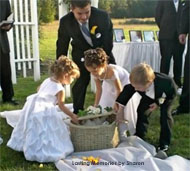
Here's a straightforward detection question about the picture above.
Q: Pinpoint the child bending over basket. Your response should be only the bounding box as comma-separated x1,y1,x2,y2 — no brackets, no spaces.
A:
84,47,138,138
115,63,177,151
1,56,79,162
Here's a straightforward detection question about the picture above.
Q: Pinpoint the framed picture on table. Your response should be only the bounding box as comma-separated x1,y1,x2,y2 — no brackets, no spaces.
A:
129,30,143,42
143,31,155,42
113,28,125,42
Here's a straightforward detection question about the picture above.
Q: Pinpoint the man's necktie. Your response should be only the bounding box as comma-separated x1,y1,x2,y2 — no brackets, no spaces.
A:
81,23,91,37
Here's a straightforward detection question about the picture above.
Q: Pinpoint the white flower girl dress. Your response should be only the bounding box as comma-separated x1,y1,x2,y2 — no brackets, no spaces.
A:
97,64,141,135
1,78,74,162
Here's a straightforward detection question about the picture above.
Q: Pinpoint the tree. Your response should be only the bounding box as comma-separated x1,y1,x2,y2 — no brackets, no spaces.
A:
38,0,56,23
110,0,128,18
98,0,114,13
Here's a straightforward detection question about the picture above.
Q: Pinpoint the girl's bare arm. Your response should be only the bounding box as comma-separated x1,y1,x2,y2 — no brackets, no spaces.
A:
57,90,78,124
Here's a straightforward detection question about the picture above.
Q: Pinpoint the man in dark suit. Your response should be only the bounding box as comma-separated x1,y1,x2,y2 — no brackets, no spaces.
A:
155,0,185,89
115,63,177,152
0,0,17,105
173,0,189,115
56,0,115,114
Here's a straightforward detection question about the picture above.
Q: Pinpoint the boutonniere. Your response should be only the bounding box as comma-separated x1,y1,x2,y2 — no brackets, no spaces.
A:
158,97,165,105
90,25,101,38
90,26,98,35
158,93,166,105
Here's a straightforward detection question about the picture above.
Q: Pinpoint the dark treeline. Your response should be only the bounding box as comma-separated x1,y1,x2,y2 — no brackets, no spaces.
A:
38,0,157,23
99,0,157,18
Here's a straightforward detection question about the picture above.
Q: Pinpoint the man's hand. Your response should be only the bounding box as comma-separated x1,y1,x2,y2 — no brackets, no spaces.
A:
179,34,187,44
1,24,12,31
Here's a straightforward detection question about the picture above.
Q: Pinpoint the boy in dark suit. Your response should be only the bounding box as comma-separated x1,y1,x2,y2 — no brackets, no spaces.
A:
155,0,185,89
56,0,115,114
0,0,17,105
115,63,177,151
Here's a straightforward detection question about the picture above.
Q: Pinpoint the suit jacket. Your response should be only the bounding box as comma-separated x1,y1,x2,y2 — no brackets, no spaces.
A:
155,0,183,40
116,72,177,108
179,0,189,35
0,0,11,53
56,7,115,70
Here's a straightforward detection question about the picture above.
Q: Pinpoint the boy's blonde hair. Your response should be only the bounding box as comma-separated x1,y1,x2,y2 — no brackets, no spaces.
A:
50,55,80,79
130,63,155,86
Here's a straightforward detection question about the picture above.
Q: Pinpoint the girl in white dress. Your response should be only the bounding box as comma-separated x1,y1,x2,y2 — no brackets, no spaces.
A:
1,56,79,162
84,48,139,136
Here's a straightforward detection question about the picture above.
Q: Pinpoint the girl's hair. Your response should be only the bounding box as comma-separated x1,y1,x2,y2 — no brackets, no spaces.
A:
84,48,108,68
50,56,80,79
130,63,155,86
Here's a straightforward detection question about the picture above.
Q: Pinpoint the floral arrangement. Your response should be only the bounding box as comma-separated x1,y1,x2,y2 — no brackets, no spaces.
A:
77,106,114,126
78,105,112,117
90,26,97,35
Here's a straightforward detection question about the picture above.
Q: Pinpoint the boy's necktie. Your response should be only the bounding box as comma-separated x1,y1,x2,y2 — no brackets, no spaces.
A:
81,23,91,37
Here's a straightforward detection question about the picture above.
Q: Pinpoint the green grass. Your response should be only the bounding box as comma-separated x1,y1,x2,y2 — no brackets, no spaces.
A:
39,21,58,61
0,76,190,170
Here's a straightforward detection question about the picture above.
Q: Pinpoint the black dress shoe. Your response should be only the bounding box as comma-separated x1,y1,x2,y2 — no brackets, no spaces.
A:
3,99,19,106
172,108,189,116
157,145,169,152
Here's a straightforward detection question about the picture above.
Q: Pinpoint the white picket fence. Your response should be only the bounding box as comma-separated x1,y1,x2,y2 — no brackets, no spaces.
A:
8,0,40,84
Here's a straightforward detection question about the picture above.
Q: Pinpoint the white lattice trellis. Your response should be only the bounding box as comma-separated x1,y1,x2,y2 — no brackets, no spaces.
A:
8,0,40,84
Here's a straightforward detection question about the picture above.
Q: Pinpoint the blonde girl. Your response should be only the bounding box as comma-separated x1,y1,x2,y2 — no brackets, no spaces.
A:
1,56,80,162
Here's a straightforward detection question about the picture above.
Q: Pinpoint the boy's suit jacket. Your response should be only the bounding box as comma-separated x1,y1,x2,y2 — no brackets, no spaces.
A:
155,0,183,40
0,0,11,53
116,72,177,107
56,7,115,71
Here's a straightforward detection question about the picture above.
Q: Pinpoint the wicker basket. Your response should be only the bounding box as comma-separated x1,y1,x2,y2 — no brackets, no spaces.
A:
69,113,120,152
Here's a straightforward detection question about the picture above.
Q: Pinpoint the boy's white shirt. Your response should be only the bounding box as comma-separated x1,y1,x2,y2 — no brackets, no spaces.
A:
145,82,155,100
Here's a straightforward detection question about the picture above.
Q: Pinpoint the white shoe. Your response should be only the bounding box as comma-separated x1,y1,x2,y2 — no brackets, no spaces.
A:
177,88,182,95
154,150,168,159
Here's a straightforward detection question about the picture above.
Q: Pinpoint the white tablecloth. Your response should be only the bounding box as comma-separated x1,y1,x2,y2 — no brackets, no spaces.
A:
91,42,161,93
55,136,190,171
112,42,161,72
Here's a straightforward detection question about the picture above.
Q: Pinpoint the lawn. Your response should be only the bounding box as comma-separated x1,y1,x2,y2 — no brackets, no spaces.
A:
0,19,189,170
0,76,190,170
